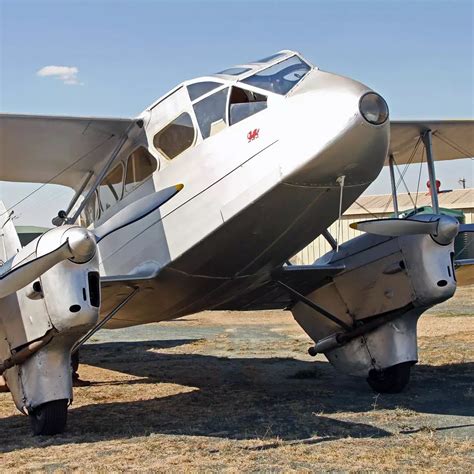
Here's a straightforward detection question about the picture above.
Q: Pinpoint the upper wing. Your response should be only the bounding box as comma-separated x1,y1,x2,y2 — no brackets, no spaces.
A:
0,113,142,190
388,120,474,165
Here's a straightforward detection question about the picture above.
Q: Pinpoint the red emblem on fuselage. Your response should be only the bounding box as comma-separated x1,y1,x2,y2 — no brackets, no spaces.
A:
247,128,260,142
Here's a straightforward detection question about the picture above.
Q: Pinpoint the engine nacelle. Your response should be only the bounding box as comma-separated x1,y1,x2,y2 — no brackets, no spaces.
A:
0,225,100,413
291,232,456,377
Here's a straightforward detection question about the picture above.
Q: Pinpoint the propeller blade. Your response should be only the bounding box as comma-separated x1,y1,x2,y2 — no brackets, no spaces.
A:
349,218,438,236
0,226,96,299
94,184,183,243
0,243,71,298
459,223,474,233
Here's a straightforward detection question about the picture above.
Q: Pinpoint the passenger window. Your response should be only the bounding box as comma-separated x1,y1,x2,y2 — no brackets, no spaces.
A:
80,191,99,227
228,87,267,126
193,88,228,139
124,147,158,194
99,164,124,211
153,112,195,160
188,81,221,101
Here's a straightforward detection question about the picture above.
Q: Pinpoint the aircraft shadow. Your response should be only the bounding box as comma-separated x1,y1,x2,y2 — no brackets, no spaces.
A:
0,338,472,452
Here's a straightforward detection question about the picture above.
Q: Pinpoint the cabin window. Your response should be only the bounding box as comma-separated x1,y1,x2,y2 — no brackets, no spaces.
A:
153,112,195,160
187,81,221,101
228,87,267,125
241,55,311,95
80,191,99,227
99,163,124,211
193,88,228,139
124,147,158,194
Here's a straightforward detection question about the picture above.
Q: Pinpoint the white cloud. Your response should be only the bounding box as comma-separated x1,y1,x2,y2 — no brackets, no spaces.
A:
36,65,83,85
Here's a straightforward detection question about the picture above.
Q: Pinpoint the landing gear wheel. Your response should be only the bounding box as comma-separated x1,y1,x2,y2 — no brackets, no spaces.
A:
29,399,68,436
367,362,413,394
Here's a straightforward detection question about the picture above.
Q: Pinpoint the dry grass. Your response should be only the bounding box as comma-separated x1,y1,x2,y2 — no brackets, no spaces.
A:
2,432,472,472
0,287,472,472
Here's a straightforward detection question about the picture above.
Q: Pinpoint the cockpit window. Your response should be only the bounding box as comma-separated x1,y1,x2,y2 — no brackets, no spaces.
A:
193,88,229,139
217,67,251,76
254,52,288,63
241,56,311,95
188,81,221,101
229,87,267,126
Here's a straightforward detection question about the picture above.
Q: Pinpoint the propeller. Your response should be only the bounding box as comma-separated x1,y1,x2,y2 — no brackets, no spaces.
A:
350,214,474,245
0,227,96,299
0,184,183,299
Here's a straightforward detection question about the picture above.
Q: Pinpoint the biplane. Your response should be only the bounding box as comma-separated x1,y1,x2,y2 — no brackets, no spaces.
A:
0,50,473,435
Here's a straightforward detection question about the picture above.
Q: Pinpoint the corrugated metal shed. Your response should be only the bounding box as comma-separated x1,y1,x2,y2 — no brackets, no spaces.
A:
294,188,473,265
346,188,473,216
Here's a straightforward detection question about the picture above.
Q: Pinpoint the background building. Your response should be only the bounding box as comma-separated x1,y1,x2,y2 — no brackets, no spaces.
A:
293,188,473,265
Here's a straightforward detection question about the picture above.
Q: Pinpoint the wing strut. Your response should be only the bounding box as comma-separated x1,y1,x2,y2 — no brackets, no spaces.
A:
67,132,131,224
388,155,399,217
275,280,351,331
422,130,440,213
322,229,337,250
387,129,443,218
71,286,140,354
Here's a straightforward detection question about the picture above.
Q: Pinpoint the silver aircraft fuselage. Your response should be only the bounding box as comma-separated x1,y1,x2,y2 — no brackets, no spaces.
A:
95,54,390,327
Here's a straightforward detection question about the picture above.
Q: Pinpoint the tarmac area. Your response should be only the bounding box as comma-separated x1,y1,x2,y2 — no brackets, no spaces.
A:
0,286,472,472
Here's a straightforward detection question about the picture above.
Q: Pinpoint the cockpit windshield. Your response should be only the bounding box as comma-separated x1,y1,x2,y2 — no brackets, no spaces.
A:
241,56,311,95
217,67,251,76
254,52,288,64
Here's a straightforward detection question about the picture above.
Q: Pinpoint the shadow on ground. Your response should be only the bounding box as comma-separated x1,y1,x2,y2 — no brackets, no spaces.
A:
1,338,472,453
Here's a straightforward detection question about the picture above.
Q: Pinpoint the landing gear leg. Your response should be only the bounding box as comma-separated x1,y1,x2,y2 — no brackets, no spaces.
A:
0,375,9,393
29,399,68,436
71,351,90,387
367,362,413,394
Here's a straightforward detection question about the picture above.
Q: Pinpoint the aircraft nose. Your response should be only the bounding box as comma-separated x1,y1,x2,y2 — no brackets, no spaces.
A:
281,70,390,188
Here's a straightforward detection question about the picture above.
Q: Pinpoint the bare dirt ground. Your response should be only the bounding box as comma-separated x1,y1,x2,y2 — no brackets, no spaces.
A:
0,286,472,472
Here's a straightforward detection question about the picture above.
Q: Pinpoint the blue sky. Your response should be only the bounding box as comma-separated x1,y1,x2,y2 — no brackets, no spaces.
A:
1,0,473,226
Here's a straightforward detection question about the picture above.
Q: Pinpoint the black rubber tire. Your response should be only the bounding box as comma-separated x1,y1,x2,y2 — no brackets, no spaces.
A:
29,399,68,436
367,362,413,394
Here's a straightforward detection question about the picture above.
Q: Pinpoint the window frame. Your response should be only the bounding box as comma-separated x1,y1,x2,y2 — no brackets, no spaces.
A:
190,83,229,106
189,83,270,140
153,111,197,160
227,86,268,126
80,189,100,228
187,81,222,102
123,146,158,195
98,162,125,212
239,55,312,96
192,86,231,140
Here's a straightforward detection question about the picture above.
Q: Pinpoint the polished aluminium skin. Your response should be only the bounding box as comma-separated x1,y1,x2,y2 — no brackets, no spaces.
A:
0,50,472,435
97,56,388,326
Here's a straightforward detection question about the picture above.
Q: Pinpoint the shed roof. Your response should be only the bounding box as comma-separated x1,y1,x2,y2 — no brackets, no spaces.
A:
15,225,50,234
346,188,473,216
